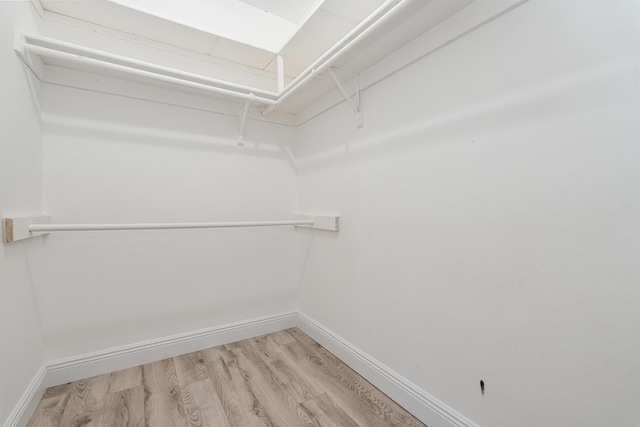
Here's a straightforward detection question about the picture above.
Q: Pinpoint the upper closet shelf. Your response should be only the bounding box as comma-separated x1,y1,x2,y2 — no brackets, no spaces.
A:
15,31,279,106
15,0,401,116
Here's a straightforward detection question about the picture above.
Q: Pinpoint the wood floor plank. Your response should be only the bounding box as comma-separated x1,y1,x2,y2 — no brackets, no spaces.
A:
174,351,210,387
269,330,297,346
201,346,273,427
225,340,319,427
27,394,70,427
181,379,231,427
101,385,144,427
289,328,425,427
250,335,324,404
42,383,73,399
283,330,426,427
289,328,426,427
281,340,390,427
108,366,143,393
249,334,283,361
58,374,110,427
301,393,360,427
142,358,189,427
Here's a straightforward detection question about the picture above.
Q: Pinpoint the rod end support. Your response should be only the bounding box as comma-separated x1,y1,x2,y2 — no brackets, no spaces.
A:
3,215,51,243
293,214,339,231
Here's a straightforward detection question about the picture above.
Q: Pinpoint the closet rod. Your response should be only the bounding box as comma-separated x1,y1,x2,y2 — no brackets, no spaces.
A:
28,220,314,233
4,215,339,242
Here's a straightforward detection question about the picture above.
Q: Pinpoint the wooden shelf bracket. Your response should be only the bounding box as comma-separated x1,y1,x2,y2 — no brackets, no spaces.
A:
3,215,51,243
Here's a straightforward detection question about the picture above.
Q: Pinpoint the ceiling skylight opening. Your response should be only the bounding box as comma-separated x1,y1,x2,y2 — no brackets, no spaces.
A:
109,0,325,53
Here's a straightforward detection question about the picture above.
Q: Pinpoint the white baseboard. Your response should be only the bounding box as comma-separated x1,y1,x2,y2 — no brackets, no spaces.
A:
2,365,46,427
7,310,477,427
295,312,480,427
44,311,299,388
5,311,298,427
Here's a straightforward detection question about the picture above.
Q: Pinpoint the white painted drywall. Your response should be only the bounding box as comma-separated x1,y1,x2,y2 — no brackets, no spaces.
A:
296,0,640,425
0,2,47,425
32,85,298,359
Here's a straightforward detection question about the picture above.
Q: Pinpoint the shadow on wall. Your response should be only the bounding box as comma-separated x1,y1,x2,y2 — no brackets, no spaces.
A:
41,286,297,360
20,63,43,124
41,102,297,170
296,56,634,173
294,226,340,289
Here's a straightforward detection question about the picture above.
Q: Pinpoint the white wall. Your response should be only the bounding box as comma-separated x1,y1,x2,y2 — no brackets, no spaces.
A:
296,0,640,425
0,2,47,425
32,85,298,359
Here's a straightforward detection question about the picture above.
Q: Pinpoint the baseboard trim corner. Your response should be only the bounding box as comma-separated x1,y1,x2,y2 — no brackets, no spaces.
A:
2,365,46,427
295,311,480,427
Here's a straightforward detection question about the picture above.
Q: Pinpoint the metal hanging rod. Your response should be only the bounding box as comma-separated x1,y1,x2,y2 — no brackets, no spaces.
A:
28,220,313,232
3,215,339,243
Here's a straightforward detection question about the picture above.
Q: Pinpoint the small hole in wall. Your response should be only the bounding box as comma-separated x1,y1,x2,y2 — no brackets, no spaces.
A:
480,380,485,395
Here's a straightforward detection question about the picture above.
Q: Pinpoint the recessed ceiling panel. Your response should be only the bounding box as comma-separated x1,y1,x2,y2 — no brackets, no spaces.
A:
110,0,295,52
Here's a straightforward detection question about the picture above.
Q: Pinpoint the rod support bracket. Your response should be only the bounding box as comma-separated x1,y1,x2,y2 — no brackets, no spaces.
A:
328,67,363,129
3,215,51,243
294,215,340,231
237,95,253,146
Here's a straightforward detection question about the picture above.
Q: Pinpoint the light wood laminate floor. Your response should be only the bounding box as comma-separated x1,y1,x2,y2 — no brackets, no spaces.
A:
28,328,427,427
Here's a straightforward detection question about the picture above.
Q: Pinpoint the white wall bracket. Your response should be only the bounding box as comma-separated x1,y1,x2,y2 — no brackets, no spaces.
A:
294,214,340,232
328,67,363,129
2,215,51,243
237,95,253,146
2,215,338,242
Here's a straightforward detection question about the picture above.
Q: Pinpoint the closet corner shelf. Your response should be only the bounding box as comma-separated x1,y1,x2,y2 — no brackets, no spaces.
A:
14,31,279,106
